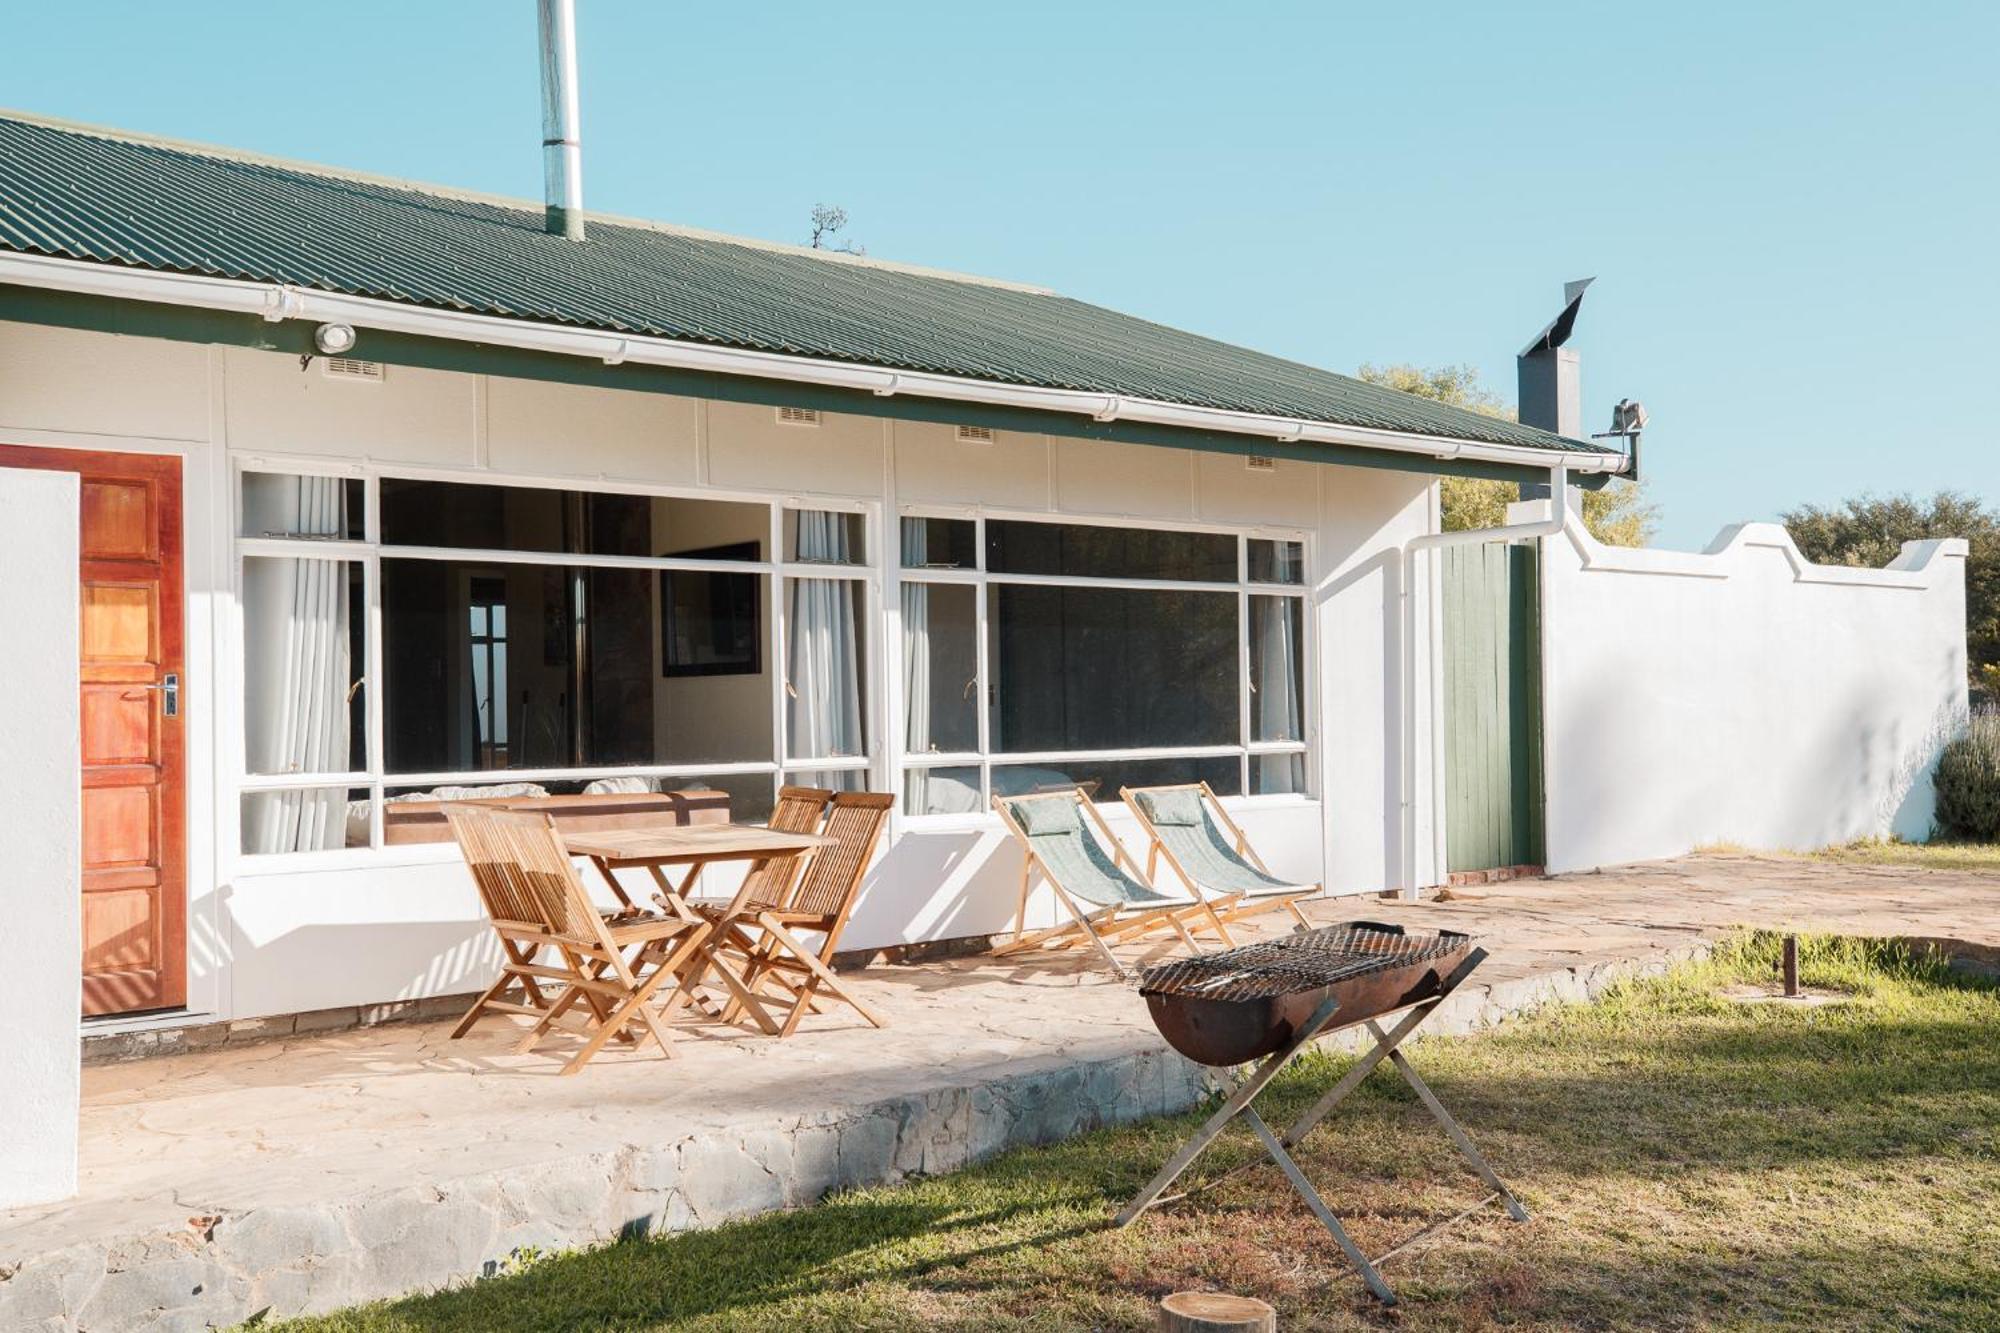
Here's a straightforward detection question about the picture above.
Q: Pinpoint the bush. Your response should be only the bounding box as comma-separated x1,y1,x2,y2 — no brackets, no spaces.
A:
1933,710,2000,841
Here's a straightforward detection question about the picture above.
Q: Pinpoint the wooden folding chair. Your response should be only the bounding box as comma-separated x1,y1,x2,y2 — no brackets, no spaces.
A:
444,805,712,1075
675,785,833,1025
728,790,893,1037
1122,781,1316,947
990,788,1226,978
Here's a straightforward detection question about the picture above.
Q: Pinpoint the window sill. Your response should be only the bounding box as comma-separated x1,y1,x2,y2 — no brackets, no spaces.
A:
898,792,1320,832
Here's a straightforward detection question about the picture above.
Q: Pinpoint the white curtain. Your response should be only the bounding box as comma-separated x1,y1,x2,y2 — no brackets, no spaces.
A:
246,477,352,852
1251,596,1303,794
901,520,931,813
787,512,863,762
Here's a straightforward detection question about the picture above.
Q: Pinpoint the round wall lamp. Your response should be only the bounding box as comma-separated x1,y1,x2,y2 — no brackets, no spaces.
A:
313,322,357,355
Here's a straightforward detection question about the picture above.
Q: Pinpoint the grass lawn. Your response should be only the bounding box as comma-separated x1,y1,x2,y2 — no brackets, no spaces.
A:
1804,838,2000,874
271,935,2000,1332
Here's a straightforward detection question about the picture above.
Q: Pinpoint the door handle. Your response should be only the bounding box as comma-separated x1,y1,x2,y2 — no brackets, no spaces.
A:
130,673,180,718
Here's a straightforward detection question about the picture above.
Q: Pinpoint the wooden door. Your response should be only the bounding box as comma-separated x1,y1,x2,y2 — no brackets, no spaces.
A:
0,446,186,1015
1441,542,1544,875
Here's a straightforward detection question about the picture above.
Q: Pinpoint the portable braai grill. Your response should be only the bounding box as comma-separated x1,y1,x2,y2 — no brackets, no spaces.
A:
1116,922,1526,1306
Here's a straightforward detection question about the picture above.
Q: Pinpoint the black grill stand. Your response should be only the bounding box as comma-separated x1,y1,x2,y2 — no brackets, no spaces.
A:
1114,948,1527,1306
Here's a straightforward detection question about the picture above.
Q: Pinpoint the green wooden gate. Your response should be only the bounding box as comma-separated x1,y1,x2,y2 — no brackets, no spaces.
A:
1441,543,1544,872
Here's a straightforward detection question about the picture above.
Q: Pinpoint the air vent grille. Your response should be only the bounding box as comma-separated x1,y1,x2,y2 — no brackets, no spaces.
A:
955,424,996,444
1246,455,1277,471
776,405,822,427
323,357,385,382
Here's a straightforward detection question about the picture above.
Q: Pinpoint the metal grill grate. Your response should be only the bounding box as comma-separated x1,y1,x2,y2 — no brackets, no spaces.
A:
1139,924,1474,1003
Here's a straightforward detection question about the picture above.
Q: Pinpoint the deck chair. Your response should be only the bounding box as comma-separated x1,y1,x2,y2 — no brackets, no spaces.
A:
726,791,894,1037
990,788,1225,978
1122,782,1316,946
445,805,712,1075
674,785,833,1026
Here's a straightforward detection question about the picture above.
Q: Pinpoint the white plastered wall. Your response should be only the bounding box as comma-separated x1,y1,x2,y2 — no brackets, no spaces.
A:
0,320,1439,1023
1543,520,1969,871
0,467,80,1207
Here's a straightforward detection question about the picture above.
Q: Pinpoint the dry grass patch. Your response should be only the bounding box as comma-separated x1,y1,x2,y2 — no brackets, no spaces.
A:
269,934,2000,1332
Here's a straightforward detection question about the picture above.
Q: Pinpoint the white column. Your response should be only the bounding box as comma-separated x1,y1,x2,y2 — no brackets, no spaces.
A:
0,466,81,1208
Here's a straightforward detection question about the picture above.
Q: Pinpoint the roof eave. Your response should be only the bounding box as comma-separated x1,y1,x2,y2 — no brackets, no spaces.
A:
0,249,1628,478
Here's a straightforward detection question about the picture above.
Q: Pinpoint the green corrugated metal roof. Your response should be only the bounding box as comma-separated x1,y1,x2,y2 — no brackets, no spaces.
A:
0,111,1612,458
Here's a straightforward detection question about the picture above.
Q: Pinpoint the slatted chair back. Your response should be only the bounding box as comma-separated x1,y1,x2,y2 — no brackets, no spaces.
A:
734,785,835,910
448,804,602,944
789,791,893,921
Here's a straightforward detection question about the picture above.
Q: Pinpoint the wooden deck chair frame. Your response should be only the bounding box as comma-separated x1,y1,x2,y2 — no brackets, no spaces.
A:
989,788,1227,978
1121,781,1315,947
445,805,713,1075
725,790,894,1037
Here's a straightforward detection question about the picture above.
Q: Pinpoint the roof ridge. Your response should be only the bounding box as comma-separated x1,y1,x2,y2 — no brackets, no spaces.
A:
0,106,1057,297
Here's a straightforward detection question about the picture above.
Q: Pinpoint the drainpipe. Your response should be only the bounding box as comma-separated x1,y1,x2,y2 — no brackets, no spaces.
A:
538,0,585,241
1397,464,1569,898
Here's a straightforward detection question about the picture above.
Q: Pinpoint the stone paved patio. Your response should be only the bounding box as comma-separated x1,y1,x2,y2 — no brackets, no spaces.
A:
5,852,1998,1332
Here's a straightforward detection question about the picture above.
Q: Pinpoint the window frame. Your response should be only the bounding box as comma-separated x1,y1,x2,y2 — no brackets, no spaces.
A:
231,462,879,866
893,504,1313,822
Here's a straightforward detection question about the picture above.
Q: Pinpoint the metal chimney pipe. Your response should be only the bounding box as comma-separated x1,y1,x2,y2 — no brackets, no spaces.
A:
538,0,585,241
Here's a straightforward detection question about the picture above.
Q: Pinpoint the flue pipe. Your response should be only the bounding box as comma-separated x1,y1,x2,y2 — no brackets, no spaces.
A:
538,0,585,240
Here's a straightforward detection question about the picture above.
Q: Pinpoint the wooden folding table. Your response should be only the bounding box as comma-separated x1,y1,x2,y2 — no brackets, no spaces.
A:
565,823,833,1036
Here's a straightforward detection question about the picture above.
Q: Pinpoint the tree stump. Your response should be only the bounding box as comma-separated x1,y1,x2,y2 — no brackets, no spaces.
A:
1158,1290,1277,1332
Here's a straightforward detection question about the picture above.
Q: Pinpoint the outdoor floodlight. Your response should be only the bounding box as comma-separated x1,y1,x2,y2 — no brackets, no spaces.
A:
314,322,357,355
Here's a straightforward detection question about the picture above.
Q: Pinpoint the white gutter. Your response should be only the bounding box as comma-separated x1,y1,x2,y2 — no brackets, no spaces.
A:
0,251,1629,477
1397,464,1570,898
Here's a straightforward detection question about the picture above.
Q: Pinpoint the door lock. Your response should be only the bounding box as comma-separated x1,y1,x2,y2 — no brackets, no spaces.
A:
135,673,180,718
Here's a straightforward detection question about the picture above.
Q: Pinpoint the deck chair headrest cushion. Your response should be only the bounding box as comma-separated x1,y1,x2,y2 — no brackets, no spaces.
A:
1136,788,1204,827
1011,794,1085,837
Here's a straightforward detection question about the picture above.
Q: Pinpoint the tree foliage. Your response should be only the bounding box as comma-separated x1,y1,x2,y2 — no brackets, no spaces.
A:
1355,363,1657,548
1783,490,2000,690
807,204,864,255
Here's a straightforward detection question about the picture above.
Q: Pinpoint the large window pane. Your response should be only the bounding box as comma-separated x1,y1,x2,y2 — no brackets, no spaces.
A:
241,472,363,540
986,520,1235,581
991,585,1236,752
382,558,773,772
243,557,366,773
380,479,766,559
242,787,370,854
786,578,867,760
992,755,1240,803
1249,595,1305,743
902,582,977,756
900,517,977,570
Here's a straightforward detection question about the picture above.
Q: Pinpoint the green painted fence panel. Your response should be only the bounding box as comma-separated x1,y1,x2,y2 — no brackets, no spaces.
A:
1442,543,1544,872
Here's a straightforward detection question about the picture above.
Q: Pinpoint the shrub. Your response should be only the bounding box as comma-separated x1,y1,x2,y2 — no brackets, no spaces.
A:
1933,709,2000,841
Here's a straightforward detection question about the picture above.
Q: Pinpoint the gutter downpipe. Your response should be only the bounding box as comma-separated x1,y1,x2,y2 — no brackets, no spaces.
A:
1397,464,1569,898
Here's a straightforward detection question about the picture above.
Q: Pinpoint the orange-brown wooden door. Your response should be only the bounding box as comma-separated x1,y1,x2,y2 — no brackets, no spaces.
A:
0,445,186,1015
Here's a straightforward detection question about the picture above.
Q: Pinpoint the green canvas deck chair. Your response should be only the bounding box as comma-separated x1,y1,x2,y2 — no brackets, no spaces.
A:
1121,782,1315,947
990,788,1224,977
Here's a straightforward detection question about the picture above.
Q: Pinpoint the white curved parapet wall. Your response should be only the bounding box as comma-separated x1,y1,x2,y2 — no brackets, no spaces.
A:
1542,519,1969,872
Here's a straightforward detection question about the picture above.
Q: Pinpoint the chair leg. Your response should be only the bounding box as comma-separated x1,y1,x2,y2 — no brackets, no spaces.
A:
757,915,886,1032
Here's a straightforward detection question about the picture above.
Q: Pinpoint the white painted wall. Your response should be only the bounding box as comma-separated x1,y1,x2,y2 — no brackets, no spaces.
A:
0,467,80,1208
0,320,1437,1026
1543,521,1969,871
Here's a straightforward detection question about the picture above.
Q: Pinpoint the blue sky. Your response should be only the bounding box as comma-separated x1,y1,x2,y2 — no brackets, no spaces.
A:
7,1,1995,546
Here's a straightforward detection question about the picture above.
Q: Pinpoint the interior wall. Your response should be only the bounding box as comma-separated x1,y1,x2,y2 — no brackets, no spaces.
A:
651,496,773,767
1543,522,1969,870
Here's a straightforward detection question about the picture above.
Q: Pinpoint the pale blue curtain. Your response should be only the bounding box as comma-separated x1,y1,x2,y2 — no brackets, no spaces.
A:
246,477,352,852
787,513,863,761
900,519,931,812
